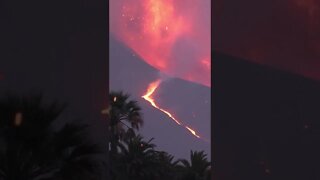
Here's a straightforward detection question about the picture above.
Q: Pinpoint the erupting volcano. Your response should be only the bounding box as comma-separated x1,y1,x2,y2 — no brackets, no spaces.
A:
110,0,211,87
142,79,202,139
110,0,210,155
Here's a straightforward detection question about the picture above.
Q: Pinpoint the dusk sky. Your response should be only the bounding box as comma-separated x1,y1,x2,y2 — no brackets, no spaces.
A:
109,0,211,159
213,0,320,80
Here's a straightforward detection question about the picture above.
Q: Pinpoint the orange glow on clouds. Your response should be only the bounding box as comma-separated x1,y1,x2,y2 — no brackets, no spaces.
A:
142,79,202,139
110,0,211,87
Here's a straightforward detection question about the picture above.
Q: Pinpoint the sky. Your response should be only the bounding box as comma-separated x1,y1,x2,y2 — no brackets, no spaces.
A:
109,0,211,159
213,0,320,81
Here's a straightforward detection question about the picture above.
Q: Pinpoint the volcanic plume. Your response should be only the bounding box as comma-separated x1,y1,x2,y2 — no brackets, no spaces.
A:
110,0,211,87
213,0,320,81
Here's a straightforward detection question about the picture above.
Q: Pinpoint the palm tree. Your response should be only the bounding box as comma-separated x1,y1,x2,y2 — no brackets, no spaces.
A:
153,151,180,180
176,151,211,180
113,134,176,180
0,94,104,180
108,91,143,155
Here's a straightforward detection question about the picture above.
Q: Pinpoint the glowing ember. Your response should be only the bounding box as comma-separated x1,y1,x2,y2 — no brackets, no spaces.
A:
185,126,201,138
14,112,23,127
142,79,202,139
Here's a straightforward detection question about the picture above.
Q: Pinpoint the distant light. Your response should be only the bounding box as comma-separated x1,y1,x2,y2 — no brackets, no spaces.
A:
113,97,117,102
265,169,270,174
14,112,23,127
101,108,109,115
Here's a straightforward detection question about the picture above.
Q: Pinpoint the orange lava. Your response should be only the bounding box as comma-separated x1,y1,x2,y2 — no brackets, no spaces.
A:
142,79,201,139
185,126,201,139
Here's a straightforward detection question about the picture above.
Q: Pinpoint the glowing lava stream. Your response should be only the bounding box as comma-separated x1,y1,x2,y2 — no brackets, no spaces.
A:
142,79,201,139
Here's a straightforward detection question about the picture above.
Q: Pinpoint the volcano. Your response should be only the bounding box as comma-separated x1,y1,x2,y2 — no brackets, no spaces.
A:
110,35,211,159
213,52,320,180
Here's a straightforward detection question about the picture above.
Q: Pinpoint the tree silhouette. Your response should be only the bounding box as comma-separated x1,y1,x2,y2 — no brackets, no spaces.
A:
176,151,211,180
106,91,212,180
108,91,143,155
113,134,179,180
0,94,104,180
153,151,180,180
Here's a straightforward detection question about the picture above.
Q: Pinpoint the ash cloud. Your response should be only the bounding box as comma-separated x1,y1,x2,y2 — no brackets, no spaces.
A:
168,36,209,85
110,0,211,87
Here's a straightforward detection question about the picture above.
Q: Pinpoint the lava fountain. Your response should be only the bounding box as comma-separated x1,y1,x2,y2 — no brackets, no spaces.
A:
142,79,202,139
110,0,211,87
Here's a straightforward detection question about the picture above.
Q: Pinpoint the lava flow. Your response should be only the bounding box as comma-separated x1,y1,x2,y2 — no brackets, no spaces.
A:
142,79,201,139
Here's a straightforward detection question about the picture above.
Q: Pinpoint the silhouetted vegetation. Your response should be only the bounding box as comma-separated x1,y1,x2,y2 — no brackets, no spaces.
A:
108,91,143,157
0,94,104,180
107,91,212,180
0,92,211,180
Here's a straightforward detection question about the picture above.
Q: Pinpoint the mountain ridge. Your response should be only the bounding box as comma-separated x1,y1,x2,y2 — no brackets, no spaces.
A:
110,35,211,159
